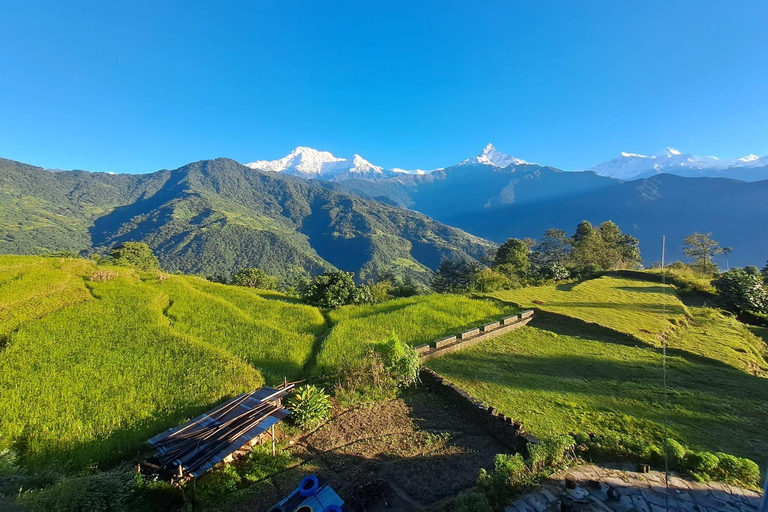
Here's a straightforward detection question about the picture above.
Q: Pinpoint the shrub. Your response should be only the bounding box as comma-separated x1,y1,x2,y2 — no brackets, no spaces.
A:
527,435,574,474
368,281,393,303
196,463,241,502
713,452,761,486
537,263,570,281
684,451,719,474
300,271,372,308
108,242,160,271
380,332,420,388
713,268,768,313
18,471,135,512
89,270,117,282
285,385,332,430
663,438,686,470
455,491,493,512
477,454,533,508
471,267,512,292
231,267,279,290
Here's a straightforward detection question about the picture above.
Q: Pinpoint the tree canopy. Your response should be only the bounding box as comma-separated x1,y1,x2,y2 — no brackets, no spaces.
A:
300,271,373,308
683,232,728,274
231,267,280,290
108,242,160,271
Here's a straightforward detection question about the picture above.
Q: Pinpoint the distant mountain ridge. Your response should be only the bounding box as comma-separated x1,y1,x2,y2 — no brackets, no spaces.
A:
0,157,493,282
244,144,768,183
583,147,768,181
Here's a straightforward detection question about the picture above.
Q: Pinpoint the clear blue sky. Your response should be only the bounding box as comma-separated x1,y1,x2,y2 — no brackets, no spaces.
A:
1,0,767,174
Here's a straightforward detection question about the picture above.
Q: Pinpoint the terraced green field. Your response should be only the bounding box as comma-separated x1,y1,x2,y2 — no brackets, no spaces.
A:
428,274,768,465
314,294,516,374
0,256,322,471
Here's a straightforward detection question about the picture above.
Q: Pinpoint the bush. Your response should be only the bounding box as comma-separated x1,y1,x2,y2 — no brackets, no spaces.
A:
455,491,493,512
300,271,372,308
713,452,761,486
368,281,393,303
196,463,241,502
477,454,533,508
537,263,570,281
285,385,333,430
380,332,420,388
527,435,574,474
684,451,719,474
713,268,768,313
471,267,512,292
108,242,160,271
18,471,136,512
334,348,396,405
663,438,686,470
231,267,279,290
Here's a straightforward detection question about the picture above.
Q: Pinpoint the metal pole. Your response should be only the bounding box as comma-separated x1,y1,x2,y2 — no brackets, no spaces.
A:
271,424,275,456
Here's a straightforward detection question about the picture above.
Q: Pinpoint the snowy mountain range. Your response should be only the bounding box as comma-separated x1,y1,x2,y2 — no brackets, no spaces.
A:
584,147,768,181
245,144,768,183
245,143,530,182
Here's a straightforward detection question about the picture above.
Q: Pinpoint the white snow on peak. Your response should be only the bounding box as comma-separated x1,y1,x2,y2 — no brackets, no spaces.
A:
585,148,768,180
246,146,387,179
461,143,531,168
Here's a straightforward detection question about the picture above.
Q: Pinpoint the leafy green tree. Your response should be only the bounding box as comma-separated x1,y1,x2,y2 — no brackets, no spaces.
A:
571,221,640,270
108,242,160,271
494,238,530,276
530,228,571,268
300,271,371,308
430,259,481,293
712,268,768,313
683,232,725,274
761,260,768,282
231,267,279,290
471,267,512,292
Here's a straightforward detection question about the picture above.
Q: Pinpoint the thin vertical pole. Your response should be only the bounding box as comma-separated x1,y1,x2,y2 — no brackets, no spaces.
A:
271,424,275,456
661,235,670,510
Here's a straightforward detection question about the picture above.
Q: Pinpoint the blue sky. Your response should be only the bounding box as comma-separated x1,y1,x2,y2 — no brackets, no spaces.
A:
1,0,767,174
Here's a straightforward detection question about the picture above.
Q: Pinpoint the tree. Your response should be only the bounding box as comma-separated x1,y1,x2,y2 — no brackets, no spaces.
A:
712,268,768,313
530,228,571,268
683,232,725,274
231,267,279,290
300,271,372,308
471,267,512,292
108,242,160,271
762,260,768,283
494,238,530,276
571,221,640,271
430,259,480,293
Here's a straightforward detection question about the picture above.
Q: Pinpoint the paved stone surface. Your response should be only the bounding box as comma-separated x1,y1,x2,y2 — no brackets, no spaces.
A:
506,464,764,512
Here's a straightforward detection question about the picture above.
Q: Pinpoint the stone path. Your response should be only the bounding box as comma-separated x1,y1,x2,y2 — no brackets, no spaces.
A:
505,463,764,512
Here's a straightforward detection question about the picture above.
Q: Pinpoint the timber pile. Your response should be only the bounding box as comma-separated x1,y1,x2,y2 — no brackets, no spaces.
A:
146,385,293,479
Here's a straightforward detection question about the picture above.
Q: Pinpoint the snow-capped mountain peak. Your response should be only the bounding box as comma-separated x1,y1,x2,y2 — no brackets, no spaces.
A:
461,143,531,168
585,147,768,180
246,147,388,180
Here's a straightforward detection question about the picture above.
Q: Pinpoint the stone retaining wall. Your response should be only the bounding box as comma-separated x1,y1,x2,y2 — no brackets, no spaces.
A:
418,310,534,362
420,367,539,453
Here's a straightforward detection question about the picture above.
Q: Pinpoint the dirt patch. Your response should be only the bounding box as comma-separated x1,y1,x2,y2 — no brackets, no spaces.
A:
232,388,510,511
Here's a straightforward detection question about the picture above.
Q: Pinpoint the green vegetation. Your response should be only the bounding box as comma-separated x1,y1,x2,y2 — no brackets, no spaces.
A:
230,267,280,290
713,268,768,314
108,242,160,271
284,385,333,430
0,255,324,474
314,294,515,374
299,270,373,308
490,275,687,345
429,275,768,486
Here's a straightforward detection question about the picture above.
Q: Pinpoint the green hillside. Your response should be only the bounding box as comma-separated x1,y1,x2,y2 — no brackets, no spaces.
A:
0,256,321,471
0,157,494,283
428,274,768,465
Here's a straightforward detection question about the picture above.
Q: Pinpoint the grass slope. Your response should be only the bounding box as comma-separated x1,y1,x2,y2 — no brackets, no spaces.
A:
490,276,688,345
0,256,324,472
428,276,768,464
315,294,516,374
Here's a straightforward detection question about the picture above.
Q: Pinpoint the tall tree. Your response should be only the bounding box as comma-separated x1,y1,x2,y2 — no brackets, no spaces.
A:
571,221,641,270
431,259,481,293
683,232,725,274
530,228,571,267
494,238,530,276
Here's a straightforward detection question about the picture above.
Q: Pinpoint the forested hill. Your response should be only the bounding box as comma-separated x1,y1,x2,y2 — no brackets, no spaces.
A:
0,157,493,281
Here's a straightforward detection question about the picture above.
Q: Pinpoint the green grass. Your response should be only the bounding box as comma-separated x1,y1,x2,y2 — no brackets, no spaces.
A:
427,320,768,464
490,276,688,345
0,255,326,473
0,268,262,471
151,276,325,382
314,294,516,374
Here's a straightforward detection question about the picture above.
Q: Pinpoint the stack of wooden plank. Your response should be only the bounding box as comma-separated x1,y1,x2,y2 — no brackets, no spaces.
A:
147,386,292,478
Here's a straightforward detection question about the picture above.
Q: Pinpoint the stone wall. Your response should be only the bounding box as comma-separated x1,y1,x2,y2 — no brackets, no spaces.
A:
417,310,534,362
420,367,539,453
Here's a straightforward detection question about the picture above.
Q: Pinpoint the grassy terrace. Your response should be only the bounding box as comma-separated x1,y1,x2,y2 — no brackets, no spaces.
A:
428,275,768,464
0,256,321,471
314,294,516,374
